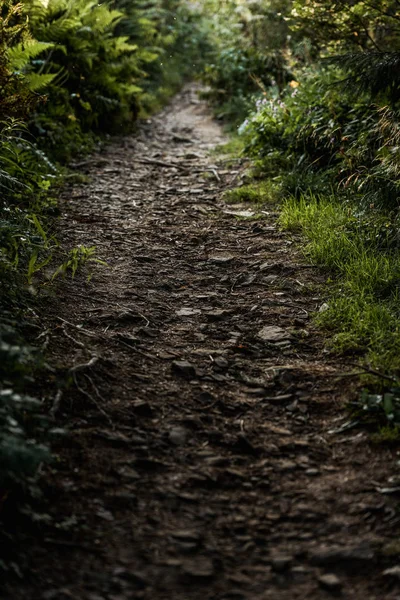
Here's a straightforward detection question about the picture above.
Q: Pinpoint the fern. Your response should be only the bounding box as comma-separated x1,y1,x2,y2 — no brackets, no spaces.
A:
7,39,54,70
24,71,56,92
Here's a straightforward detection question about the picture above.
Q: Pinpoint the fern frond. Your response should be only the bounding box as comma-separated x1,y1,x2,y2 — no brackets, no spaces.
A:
25,72,56,92
7,40,54,70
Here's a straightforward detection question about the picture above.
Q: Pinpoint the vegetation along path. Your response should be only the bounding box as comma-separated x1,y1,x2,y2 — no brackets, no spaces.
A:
8,85,400,600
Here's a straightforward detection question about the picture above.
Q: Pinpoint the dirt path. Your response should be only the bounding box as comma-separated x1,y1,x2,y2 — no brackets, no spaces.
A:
7,85,400,599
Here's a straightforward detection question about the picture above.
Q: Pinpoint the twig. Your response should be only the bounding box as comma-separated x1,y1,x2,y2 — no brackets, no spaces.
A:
210,169,221,182
61,324,85,348
343,362,398,384
57,317,98,338
73,372,113,427
84,374,114,429
69,356,99,374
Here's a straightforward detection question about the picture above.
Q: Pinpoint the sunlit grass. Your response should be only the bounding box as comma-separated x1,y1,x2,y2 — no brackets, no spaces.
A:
224,179,280,205
212,135,245,157
280,192,400,371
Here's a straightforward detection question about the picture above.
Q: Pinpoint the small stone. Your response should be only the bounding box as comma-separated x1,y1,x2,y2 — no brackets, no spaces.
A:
234,433,259,456
96,430,132,445
259,262,272,272
383,565,400,579
206,309,230,321
318,573,342,591
305,468,320,476
182,558,214,580
171,530,201,543
209,253,234,264
116,466,141,481
176,307,201,317
257,325,291,343
169,426,188,446
274,459,297,472
319,302,329,313
113,567,148,588
171,360,196,379
271,555,292,572
310,544,375,569
224,209,255,218
214,356,229,368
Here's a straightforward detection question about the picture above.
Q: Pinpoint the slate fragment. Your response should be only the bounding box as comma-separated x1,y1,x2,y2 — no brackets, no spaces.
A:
318,573,342,592
257,325,291,343
171,360,196,379
309,544,375,569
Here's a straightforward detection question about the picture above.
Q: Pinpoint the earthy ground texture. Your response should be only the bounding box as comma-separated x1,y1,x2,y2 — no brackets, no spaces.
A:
6,85,400,599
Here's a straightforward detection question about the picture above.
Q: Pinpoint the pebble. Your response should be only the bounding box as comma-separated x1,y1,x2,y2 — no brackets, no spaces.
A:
383,565,400,579
171,360,196,379
310,544,375,568
318,573,342,591
257,325,291,342
169,426,188,446
270,555,293,572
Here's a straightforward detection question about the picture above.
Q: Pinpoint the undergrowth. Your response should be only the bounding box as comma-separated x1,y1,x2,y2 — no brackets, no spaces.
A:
280,193,400,371
0,0,210,576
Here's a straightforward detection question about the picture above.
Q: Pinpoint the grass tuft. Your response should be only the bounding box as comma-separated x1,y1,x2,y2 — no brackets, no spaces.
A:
280,192,400,371
224,180,280,205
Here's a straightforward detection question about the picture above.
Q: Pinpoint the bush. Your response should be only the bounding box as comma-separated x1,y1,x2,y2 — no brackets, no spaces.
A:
0,0,211,571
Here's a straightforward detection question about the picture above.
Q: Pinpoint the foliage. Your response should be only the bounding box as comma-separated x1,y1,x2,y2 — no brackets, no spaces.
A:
0,0,211,570
202,0,293,124
280,192,400,371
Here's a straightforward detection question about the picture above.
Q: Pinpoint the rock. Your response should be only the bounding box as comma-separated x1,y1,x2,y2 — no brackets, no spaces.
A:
173,134,193,143
319,302,329,313
182,558,214,580
383,565,400,579
172,529,200,540
96,430,132,445
309,544,375,569
305,468,320,476
270,555,293,572
209,253,235,264
169,426,188,446
214,356,229,368
116,466,141,481
206,309,230,321
224,209,255,218
259,262,272,272
257,325,291,343
204,455,231,467
113,567,148,588
184,152,203,159
176,307,201,317
318,573,342,592
171,360,196,379
234,433,260,456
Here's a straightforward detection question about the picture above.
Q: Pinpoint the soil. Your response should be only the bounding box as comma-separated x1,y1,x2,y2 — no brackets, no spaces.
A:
5,84,400,599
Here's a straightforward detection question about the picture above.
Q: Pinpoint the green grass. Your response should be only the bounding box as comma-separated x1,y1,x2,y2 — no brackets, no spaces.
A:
223,180,280,205
212,135,245,157
279,192,400,371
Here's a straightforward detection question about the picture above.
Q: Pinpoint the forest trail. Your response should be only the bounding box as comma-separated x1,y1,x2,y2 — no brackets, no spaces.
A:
8,85,400,600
